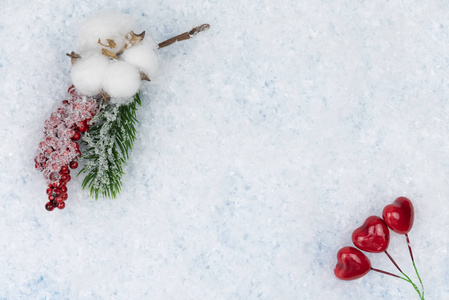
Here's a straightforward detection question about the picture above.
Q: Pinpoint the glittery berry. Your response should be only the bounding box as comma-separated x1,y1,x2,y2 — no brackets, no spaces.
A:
45,202,55,211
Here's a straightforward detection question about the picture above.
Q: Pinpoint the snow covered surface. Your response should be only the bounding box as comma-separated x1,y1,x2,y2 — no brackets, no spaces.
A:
1,0,449,299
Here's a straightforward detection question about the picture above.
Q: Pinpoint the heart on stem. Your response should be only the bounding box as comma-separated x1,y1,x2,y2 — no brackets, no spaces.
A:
352,216,390,253
334,246,371,280
382,197,414,234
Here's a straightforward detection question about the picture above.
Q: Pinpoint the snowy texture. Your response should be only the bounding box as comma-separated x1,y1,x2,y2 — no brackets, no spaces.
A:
103,61,141,100
121,39,159,77
2,0,449,299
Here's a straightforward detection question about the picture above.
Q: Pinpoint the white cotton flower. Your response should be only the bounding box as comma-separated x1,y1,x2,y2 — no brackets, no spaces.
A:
71,54,110,96
121,38,159,78
77,11,136,54
102,61,141,101
71,12,159,99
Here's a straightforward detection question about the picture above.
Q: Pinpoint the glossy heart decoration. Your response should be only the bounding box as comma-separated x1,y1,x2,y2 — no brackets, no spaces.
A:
352,216,390,253
382,197,414,234
334,246,371,280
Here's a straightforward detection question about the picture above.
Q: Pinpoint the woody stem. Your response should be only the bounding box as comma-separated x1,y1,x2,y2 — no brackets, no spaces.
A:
158,24,210,49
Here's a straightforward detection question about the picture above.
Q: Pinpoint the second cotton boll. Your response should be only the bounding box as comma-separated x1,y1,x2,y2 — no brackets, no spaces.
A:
70,12,159,103
70,54,110,96
102,62,141,99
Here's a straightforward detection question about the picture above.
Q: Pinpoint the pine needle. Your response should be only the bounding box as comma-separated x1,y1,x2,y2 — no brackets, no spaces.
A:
79,93,142,199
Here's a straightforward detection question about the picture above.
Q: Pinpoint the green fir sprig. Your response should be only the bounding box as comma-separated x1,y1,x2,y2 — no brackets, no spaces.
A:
79,93,142,199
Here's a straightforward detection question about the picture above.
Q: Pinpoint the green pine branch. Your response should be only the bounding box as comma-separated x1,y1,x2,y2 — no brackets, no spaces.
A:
79,93,142,199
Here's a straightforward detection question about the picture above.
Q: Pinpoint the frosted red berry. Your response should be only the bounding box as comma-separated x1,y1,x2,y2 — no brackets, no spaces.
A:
45,202,55,211
72,131,81,141
36,85,99,211
60,165,69,174
69,161,78,169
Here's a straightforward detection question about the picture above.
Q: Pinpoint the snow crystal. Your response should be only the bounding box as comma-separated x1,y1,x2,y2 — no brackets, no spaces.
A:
77,11,136,55
121,38,159,78
70,54,109,96
102,61,141,101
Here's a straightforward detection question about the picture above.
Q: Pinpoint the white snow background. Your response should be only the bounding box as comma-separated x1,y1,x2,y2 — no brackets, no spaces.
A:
1,0,448,299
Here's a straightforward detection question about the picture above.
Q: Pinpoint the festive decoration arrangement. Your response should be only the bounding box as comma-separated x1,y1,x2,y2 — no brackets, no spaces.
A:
34,12,209,211
334,197,425,299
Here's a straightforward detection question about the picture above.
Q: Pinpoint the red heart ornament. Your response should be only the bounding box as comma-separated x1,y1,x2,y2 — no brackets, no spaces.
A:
334,246,371,280
352,216,390,253
382,197,414,234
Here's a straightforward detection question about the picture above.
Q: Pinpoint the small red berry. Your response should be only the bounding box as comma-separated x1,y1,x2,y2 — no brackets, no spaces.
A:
45,202,55,211
61,165,69,174
52,181,61,188
46,188,53,195
45,148,53,155
62,193,68,201
69,161,78,169
76,120,86,127
55,197,64,204
57,202,65,209
72,131,81,141
70,142,79,150
48,195,55,201
65,175,71,182
61,186,67,193
76,121,88,133
67,129,75,138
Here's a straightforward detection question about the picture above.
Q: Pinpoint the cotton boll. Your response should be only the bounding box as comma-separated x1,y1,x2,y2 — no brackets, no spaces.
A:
103,61,141,101
71,55,110,96
77,12,136,54
121,39,159,78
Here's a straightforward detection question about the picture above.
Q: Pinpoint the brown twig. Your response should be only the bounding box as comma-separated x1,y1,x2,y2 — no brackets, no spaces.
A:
158,24,210,49
66,51,81,64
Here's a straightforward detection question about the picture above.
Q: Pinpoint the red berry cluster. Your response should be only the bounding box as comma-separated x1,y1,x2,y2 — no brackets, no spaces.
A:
35,85,99,211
